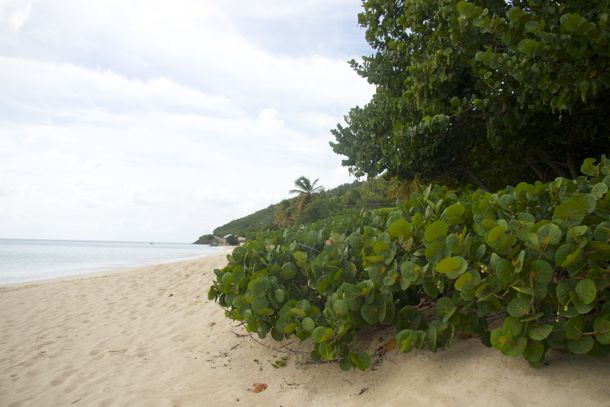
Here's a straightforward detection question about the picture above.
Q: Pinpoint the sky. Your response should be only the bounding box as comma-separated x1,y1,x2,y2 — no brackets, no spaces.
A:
0,0,375,242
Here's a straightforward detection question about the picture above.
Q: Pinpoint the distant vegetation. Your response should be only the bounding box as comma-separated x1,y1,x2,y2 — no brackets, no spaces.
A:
210,205,277,240
194,234,217,245
209,177,399,239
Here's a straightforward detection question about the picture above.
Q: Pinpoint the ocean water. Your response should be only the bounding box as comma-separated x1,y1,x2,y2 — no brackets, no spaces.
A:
0,239,227,285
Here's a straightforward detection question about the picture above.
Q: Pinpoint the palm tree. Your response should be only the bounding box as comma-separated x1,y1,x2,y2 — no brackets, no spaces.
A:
387,176,421,203
290,176,324,196
273,200,294,228
289,176,324,213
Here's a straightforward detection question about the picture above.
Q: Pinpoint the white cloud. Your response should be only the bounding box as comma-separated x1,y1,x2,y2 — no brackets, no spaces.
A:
0,0,374,242
0,0,31,32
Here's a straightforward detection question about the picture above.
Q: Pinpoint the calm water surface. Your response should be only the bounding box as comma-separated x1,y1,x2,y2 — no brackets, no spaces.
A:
0,239,226,284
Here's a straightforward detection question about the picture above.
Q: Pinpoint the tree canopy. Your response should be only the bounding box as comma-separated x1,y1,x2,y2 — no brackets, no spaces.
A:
331,0,610,190
290,176,325,213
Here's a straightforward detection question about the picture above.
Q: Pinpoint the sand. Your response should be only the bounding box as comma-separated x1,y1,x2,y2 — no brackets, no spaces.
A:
1,251,609,407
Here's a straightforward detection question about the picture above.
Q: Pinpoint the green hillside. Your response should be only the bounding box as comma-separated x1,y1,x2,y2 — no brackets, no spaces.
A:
212,205,276,238
204,178,400,239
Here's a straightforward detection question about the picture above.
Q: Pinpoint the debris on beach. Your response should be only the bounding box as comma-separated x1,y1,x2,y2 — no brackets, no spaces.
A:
250,383,268,393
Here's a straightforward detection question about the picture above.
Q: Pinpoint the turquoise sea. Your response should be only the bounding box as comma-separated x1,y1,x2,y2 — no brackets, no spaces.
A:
0,239,225,285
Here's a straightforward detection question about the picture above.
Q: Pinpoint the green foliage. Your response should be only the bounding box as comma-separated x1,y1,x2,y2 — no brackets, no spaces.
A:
209,156,610,370
193,234,217,245
213,205,277,239
331,0,610,189
210,179,394,238
224,234,239,246
289,176,325,215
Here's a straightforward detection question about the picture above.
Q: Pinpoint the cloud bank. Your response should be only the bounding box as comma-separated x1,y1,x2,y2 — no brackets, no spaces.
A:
0,0,373,242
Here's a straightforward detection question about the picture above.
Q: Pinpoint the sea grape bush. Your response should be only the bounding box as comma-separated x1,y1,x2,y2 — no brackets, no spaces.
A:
208,157,610,370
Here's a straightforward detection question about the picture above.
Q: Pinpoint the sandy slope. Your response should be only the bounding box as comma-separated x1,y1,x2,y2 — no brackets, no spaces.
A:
1,251,609,407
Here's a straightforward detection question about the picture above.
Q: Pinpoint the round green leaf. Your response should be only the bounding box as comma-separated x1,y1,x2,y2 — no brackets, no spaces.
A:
556,280,576,305
591,182,608,198
487,224,507,245
248,276,271,297
302,317,315,332
396,329,424,353
537,223,562,246
388,218,411,238
311,326,333,343
490,327,527,357
567,336,594,355
564,316,585,340
252,297,269,314
349,351,371,371
283,322,297,334
436,297,457,323
572,293,595,314
503,317,522,337
435,256,468,277
523,340,545,364
455,272,474,291
518,38,542,56
274,289,286,303
575,279,596,304
593,222,610,241
333,299,349,316
424,220,448,241
424,241,444,262
280,262,298,280
444,203,465,224
593,317,610,345
373,240,390,254
507,296,530,318
554,244,581,268
560,13,585,32
530,260,553,284
400,261,420,290
456,1,483,18
580,158,599,176
507,7,526,23
553,194,596,224
296,299,311,312
528,324,554,341
291,307,306,318
495,258,514,286
553,202,585,224
361,303,379,324
339,358,352,372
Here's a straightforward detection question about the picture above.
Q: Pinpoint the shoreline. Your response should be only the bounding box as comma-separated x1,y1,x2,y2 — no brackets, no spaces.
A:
1,251,609,407
0,247,232,288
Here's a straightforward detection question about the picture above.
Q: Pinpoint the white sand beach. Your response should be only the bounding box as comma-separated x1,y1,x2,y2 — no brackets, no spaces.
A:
1,251,609,407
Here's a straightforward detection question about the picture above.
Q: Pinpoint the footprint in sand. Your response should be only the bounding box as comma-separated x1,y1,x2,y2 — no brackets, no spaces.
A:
49,369,76,386
64,380,79,393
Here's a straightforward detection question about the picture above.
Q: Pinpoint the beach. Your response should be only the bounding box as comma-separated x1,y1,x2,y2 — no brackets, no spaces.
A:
1,251,609,407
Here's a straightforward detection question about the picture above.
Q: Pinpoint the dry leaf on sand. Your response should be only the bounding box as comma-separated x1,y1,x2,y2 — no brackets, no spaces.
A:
251,383,268,393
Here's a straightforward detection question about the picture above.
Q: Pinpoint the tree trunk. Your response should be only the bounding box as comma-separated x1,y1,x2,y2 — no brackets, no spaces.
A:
525,157,545,181
537,149,566,178
465,168,487,191
566,151,578,179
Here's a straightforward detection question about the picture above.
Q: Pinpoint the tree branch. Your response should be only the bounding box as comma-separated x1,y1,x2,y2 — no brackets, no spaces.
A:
536,149,566,178
525,157,545,181
566,151,578,179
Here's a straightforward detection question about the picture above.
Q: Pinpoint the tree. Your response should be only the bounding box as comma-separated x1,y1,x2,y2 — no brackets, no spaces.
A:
273,199,294,228
290,176,325,213
331,0,610,190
